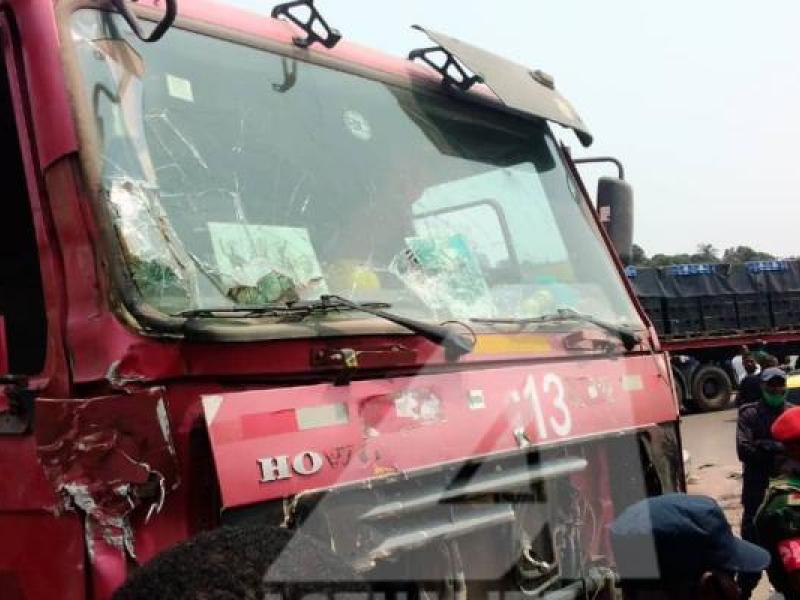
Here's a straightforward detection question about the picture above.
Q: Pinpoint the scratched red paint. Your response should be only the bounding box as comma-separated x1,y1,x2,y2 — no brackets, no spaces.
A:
34,389,179,529
205,355,676,508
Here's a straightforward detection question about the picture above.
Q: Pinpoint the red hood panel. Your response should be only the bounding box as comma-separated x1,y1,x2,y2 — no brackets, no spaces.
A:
203,355,676,509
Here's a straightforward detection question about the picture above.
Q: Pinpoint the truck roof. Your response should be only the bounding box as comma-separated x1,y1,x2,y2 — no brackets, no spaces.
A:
134,0,592,144
11,0,593,169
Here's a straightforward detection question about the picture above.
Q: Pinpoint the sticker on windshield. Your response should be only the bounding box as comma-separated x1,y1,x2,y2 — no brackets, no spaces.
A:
208,223,328,302
166,74,194,103
343,110,372,141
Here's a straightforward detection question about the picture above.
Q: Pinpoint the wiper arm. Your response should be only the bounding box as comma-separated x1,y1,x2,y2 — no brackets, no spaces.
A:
320,295,475,362
177,300,392,319
472,308,641,352
177,296,475,361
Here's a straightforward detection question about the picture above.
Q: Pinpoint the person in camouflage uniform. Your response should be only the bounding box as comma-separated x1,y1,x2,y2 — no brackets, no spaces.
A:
736,367,788,598
755,406,800,599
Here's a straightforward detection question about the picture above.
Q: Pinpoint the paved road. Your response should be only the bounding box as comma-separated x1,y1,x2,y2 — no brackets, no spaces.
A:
682,408,774,599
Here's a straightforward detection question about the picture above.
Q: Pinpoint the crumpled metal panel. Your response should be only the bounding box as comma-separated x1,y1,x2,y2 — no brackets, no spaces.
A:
106,342,184,389
413,26,593,146
34,389,179,555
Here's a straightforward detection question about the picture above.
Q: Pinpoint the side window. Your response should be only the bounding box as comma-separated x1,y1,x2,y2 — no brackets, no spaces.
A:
0,31,47,374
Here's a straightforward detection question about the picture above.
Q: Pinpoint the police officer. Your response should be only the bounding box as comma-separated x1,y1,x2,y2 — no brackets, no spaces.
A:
736,366,788,597
754,406,800,599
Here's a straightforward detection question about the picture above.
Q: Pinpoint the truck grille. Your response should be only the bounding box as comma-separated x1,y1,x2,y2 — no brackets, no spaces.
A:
286,453,588,575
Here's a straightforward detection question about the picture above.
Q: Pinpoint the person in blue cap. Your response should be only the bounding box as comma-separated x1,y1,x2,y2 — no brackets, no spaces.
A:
610,494,770,599
736,365,788,597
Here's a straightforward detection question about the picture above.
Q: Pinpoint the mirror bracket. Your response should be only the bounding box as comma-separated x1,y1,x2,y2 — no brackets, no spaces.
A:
572,156,625,180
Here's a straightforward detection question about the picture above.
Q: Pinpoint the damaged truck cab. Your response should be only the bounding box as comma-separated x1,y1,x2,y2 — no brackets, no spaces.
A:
0,0,683,598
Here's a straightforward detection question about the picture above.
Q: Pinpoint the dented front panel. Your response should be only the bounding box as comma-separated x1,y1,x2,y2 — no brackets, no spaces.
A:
34,389,179,554
203,355,676,509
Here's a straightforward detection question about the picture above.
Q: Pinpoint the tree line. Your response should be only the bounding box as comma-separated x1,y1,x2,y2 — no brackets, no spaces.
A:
631,244,778,267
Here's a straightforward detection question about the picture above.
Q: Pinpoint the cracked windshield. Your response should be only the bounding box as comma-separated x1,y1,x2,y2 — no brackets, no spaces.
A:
71,9,641,331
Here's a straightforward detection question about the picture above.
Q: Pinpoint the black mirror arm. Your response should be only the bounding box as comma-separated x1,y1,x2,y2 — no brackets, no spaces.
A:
572,157,625,181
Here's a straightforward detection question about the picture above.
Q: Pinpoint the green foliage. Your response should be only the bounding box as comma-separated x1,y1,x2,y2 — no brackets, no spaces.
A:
631,244,776,267
722,245,777,264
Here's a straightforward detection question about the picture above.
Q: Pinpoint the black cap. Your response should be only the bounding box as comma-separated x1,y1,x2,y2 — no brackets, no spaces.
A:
609,494,770,581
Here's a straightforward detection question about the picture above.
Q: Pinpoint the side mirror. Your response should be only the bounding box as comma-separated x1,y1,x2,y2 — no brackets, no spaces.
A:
597,176,634,265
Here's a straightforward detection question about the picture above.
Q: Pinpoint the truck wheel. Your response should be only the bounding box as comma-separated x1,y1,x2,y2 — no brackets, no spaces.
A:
671,367,689,413
691,365,733,412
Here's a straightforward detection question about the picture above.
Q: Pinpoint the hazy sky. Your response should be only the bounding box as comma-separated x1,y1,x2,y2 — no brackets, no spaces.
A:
227,1,800,258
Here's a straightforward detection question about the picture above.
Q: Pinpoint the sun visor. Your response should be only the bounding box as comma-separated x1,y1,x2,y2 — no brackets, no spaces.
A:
412,26,593,147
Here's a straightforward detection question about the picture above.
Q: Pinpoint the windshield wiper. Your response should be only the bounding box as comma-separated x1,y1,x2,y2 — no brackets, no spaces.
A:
177,300,392,319
472,308,641,352
319,295,474,362
178,295,475,361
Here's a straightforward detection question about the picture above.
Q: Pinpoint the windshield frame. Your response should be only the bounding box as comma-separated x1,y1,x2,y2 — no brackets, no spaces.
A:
56,0,645,343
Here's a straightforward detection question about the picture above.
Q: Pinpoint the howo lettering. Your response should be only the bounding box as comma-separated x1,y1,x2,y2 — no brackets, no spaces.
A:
0,0,684,597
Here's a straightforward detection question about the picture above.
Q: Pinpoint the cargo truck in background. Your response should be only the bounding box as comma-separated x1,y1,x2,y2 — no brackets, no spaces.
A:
0,0,684,597
625,261,800,412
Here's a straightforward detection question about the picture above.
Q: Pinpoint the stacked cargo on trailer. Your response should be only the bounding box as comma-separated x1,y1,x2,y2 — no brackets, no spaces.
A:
628,261,800,411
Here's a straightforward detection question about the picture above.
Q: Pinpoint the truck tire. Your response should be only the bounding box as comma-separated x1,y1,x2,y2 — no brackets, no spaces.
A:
671,367,689,413
691,365,733,412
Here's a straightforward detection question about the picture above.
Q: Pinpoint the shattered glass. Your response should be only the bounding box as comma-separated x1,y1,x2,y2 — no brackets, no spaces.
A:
106,179,199,312
69,8,643,331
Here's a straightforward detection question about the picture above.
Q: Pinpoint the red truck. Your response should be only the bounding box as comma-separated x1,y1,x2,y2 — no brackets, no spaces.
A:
0,0,683,597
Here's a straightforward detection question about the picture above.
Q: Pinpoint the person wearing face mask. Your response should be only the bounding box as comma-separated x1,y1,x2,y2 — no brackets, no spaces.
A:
610,494,770,600
755,406,800,599
736,366,788,598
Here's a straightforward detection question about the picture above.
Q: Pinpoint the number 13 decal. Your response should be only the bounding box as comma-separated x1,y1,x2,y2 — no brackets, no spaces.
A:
523,373,572,440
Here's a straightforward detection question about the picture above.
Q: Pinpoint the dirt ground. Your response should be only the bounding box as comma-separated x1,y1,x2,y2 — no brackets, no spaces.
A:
682,407,773,599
